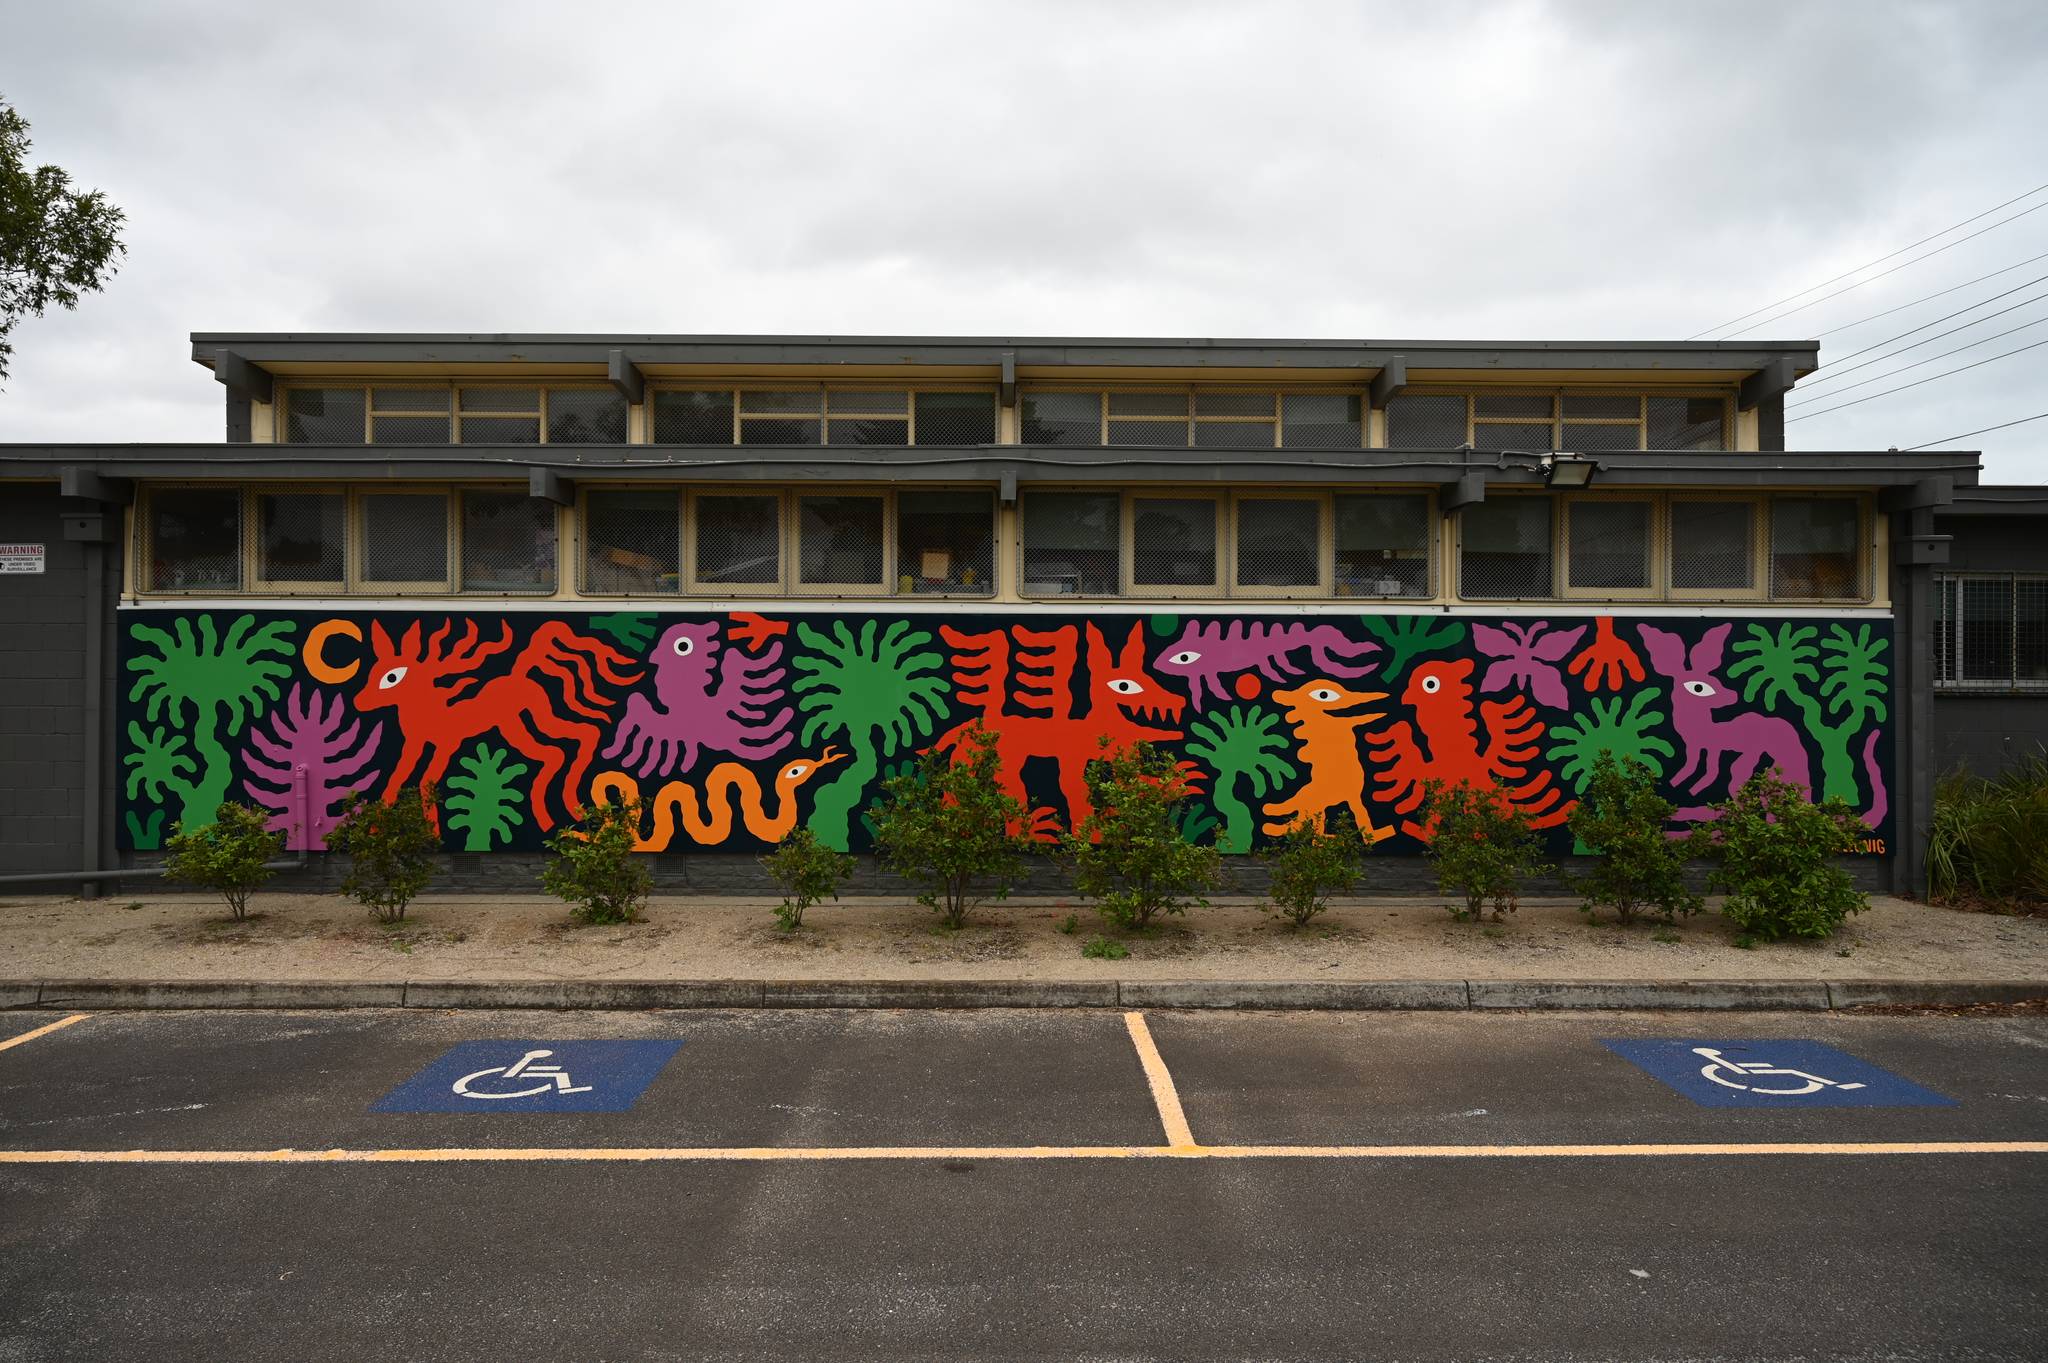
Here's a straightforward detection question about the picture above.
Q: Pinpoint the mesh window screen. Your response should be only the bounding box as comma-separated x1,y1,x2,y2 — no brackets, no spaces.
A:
740,417,822,444
1195,391,1275,417
653,391,735,443
694,495,782,588
913,391,997,444
547,389,629,444
1131,497,1217,587
1335,493,1430,597
1194,420,1276,448
798,495,886,587
1961,576,2014,683
896,491,994,595
1460,498,1553,599
1385,394,1466,448
372,388,453,444
827,392,908,445
1020,392,1101,445
1566,499,1651,591
741,391,822,445
461,415,542,444
582,490,681,595
284,388,365,443
1235,498,1321,588
360,492,449,586
461,388,539,413
460,491,556,593
1562,422,1642,451
257,492,345,585
1649,397,1727,450
1472,422,1554,452
1669,500,1754,590
1282,393,1363,449
1770,497,1862,598
2018,579,2048,684
1475,393,1553,419
1562,395,1639,419
1021,490,1119,595
146,488,242,591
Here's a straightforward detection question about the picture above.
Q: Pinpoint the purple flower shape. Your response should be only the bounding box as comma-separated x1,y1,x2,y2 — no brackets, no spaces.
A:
1472,621,1587,709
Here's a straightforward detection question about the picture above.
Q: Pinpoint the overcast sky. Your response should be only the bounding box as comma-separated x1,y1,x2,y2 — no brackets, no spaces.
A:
3,0,2046,476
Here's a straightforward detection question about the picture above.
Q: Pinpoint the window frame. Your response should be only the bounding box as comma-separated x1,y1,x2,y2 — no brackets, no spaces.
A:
793,488,892,597
892,487,998,597
1332,489,1437,600
1387,387,1735,452
1455,493,1558,602
250,484,348,595
1017,385,1364,449
686,489,788,597
1766,493,1872,604
350,487,454,596
136,483,248,596
1126,491,1225,596
1229,491,1330,599
453,487,560,596
1664,493,1765,603
1934,571,2048,692
1559,492,1662,601
1016,487,1126,600
576,486,685,598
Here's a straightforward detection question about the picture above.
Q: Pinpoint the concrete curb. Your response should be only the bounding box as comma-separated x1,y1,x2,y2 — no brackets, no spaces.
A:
4,977,2042,1012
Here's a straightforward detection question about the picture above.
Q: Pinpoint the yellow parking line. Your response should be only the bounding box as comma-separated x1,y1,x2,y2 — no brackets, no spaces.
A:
2,1141,2045,1165
0,1014,89,1054
1123,1011,1195,1149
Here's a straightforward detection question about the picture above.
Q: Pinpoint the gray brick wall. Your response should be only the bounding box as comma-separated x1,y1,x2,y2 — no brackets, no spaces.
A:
0,487,90,874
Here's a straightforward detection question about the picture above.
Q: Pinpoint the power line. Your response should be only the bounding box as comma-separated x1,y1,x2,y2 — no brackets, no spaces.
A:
1787,314,2048,410
1905,411,2048,450
1794,283,2048,390
1688,180,2048,339
1710,199,2048,339
1785,335,2048,423
1814,249,2048,338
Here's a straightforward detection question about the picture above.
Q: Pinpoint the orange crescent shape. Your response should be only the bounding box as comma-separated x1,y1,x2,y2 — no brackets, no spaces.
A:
304,618,363,684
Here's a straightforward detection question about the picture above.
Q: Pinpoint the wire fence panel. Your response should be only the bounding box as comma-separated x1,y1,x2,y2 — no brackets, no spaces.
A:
1131,497,1217,587
1769,496,1867,600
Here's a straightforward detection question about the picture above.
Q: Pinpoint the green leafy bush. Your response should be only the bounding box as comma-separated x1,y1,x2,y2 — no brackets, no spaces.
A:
1261,811,1368,928
1067,740,1220,932
761,826,854,931
1081,935,1129,960
1696,767,1867,941
1422,779,1550,923
868,723,1031,929
1928,751,2048,909
1568,752,1701,926
542,798,651,925
328,787,440,924
162,801,285,922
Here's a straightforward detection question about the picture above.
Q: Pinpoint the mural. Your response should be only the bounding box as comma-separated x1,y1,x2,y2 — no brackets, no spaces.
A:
115,608,1894,857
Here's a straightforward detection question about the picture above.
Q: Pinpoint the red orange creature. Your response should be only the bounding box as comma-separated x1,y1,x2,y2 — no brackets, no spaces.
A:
1365,656,1571,839
354,618,641,831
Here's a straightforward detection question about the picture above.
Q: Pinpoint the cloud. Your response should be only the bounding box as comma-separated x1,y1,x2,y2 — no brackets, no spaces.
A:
2,0,2045,475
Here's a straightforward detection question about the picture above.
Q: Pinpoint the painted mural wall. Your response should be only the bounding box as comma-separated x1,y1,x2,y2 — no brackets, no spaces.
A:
114,608,1894,856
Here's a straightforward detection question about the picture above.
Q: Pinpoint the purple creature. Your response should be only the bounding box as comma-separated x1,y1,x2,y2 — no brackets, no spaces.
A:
1154,620,1380,709
240,684,384,850
1472,621,1586,709
602,620,793,777
1638,624,1812,808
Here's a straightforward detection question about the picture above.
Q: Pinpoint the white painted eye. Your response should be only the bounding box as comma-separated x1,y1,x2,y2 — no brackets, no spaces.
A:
783,763,809,781
1420,674,1441,694
1168,650,1201,665
672,635,695,656
378,666,407,690
1684,680,1715,697
1108,679,1143,694
1309,687,1340,702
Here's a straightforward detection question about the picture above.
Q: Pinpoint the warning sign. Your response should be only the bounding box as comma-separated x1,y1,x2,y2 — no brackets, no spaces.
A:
0,544,45,574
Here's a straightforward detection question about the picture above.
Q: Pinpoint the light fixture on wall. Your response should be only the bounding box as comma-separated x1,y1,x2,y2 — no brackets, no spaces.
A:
1541,453,1597,487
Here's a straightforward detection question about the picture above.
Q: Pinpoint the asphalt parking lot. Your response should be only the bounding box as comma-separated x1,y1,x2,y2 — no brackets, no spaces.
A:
3,1006,2045,1361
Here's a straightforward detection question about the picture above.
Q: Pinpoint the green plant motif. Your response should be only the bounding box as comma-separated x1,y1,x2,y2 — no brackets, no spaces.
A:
442,742,531,851
587,612,658,652
1172,798,1220,847
1726,622,1888,805
1546,691,1674,791
1148,613,1180,638
857,757,918,841
125,614,296,829
1362,615,1466,683
124,808,165,850
791,619,951,849
124,722,196,805
1183,704,1297,852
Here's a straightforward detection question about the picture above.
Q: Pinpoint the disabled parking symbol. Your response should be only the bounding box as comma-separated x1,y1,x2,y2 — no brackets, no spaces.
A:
1600,1038,1955,1108
372,1040,682,1113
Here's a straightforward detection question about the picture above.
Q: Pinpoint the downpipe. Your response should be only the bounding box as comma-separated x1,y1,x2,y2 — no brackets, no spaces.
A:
0,764,313,889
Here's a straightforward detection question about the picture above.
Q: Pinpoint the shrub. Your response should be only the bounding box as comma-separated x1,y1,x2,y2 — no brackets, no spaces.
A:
1568,752,1701,926
1261,811,1368,928
163,801,286,922
868,723,1031,929
328,787,440,924
1928,751,2048,909
1081,935,1129,960
1422,779,1550,923
1067,740,1221,932
1695,767,1867,941
542,798,651,925
761,826,854,932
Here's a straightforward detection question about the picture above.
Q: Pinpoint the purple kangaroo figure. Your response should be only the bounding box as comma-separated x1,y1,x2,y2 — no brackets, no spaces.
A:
1638,623,1811,799
1154,620,1380,709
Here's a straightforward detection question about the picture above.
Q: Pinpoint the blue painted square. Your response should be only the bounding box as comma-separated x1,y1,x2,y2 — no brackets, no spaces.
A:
372,1040,683,1114
1600,1038,1955,1108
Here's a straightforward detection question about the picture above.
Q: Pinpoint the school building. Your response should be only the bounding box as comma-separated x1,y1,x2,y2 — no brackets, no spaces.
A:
0,332,2033,896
